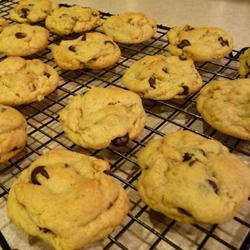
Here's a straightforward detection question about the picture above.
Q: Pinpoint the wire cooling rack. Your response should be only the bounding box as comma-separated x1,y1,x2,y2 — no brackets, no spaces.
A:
0,0,250,249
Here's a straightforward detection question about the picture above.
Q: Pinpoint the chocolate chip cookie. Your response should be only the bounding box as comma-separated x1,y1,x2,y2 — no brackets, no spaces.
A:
138,130,250,224
45,5,101,35
60,87,146,149
7,148,129,250
10,0,58,23
167,25,233,61
102,12,157,44
0,23,49,56
197,79,250,140
0,104,27,163
239,48,250,78
52,32,121,70
0,17,8,32
0,57,59,105
122,55,202,100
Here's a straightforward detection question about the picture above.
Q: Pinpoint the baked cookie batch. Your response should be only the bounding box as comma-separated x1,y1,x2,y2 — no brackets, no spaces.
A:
0,0,248,249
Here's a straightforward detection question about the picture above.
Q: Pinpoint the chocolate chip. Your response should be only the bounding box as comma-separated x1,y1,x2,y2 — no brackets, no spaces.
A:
59,3,71,7
149,76,156,89
185,25,194,31
39,227,55,235
177,39,191,49
178,84,189,96
104,40,115,46
68,45,76,52
177,207,192,217
64,163,69,168
111,133,129,147
20,8,29,18
15,32,26,39
207,179,218,194
44,72,50,78
199,149,206,156
31,166,49,185
0,107,6,112
162,67,168,73
183,152,193,161
218,36,229,47
11,146,19,152
81,33,86,41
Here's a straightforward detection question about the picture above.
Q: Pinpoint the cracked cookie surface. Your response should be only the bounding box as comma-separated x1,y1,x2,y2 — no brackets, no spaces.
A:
102,12,156,44
10,0,58,23
45,5,101,35
122,55,202,100
7,148,129,250
52,32,121,70
197,79,250,140
239,48,250,78
0,57,59,105
0,23,49,56
60,87,146,149
138,130,250,224
0,104,27,163
167,25,233,61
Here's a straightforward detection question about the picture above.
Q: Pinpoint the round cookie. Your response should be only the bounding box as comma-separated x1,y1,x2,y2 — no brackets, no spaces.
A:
102,12,157,44
45,5,101,36
52,32,121,70
0,24,49,56
0,104,27,163
10,0,58,23
239,48,250,78
138,130,250,224
197,79,250,140
0,17,8,32
60,87,146,149
167,25,233,61
122,55,202,100
0,57,59,106
7,148,129,250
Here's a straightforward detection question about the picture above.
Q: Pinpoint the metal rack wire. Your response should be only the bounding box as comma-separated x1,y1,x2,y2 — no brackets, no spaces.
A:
0,0,249,249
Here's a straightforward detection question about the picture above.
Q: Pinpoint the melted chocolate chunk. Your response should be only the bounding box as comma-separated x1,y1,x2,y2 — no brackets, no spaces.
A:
31,166,49,185
162,67,168,73
39,227,55,235
183,152,193,161
149,76,156,89
44,72,50,78
68,45,76,52
104,40,115,46
177,207,192,217
218,36,229,47
59,3,71,7
177,39,191,49
111,133,129,147
20,8,29,18
64,163,69,168
11,146,19,152
178,85,189,96
15,32,26,39
0,107,6,112
207,179,219,194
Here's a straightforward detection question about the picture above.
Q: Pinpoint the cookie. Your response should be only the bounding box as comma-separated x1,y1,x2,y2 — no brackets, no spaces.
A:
60,87,146,149
122,55,202,100
7,148,129,250
102,12,157,44
45,5,101,36
0,105,27,163
197,79,250,140
10,0,58,23
0,57,59,106
0,24,49,56
0,17,8,32
52,32,121,70
167,25,233,61
138,130,250,224
239,48,250,78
